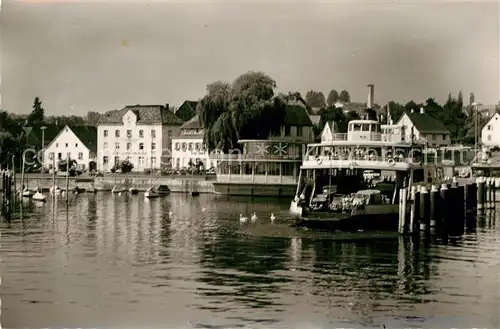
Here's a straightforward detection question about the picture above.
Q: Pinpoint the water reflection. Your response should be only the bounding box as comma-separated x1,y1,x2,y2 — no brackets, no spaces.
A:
0,193,499,329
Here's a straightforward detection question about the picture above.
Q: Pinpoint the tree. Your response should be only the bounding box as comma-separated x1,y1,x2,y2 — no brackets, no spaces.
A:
86,111,101,126
197,71,286,153
457,90,463,108
114,159,134,173
338,90,351,103
0,132,22,168
318,107,346,133
385,101,405,123
28,97,45,126
305,90,326,108
326,89,339,106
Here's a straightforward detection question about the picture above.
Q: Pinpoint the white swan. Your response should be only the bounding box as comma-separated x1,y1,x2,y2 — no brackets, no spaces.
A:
251,212,257,222
239,214,248,223
270,213,276,223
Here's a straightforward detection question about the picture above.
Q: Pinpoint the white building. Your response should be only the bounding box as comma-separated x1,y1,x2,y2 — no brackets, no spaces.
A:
395,108,451,147
44,125,98,171
481,112,500,147
171,115,215,169
96,104,184,172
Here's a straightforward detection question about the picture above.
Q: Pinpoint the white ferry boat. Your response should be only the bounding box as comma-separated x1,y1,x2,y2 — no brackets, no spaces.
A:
290,118,444,230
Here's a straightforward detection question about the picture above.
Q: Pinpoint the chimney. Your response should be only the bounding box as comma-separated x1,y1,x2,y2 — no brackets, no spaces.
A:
165,103,170,112
420,107,425,114
367,84,374,109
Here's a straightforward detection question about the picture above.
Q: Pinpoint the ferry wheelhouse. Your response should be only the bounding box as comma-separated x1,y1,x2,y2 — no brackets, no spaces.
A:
290,119,444,216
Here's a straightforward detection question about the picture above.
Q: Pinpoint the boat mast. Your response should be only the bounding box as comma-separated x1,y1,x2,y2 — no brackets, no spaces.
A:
328,140,333,213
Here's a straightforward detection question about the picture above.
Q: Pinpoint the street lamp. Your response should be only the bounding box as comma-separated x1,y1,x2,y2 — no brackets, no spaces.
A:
41,126,47,182
472,102,482,163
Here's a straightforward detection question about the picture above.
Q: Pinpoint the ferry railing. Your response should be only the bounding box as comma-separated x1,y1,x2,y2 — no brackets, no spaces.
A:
327,132,410,143
210,154,303,161
306,154,416,163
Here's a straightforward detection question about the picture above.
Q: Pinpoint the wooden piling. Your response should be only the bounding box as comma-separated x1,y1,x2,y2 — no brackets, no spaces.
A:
430,184,440,227
412,186,421,235
453,184,466,237
491,178,496,209
419,186,430,231
398,188,408,234
477,177,485,211
66,154,70,202
440,183,451,237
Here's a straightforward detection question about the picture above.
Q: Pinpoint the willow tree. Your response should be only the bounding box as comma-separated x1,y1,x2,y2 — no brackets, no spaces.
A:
198,71,286,153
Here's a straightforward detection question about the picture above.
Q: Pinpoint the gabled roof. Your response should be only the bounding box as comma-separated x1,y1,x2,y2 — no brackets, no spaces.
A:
483,112,500,131
71,125,98,153
309,114,321,126
175,101,198,122
180,114,202,130
321,121,339,138
23,124,65,148
97,105,184,125
45,125,98,153
403,112,449,134
284,105,313,126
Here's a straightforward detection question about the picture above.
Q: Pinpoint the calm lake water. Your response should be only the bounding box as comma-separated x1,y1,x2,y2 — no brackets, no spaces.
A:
1,193,499,329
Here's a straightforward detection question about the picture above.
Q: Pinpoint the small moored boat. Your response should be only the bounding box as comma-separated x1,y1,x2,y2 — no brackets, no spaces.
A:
111,185,126,194
144,186,160,199
129,187,139,195
32,189,46,202
22,187,34,198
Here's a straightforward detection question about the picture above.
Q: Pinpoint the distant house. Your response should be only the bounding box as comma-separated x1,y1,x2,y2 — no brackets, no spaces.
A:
44,125,98,171
96,104,184,172
171,115,215,169
395,108,451,147
481,112,500,147
175,101,198,122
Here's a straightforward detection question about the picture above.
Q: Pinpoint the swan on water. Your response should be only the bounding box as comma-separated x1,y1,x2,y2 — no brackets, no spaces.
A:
239,214,248,223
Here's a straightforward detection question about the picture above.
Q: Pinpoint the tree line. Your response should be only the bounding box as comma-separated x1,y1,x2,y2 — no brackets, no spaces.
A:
0,97,101,168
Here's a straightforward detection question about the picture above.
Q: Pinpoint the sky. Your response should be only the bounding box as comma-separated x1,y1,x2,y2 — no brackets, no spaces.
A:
1,0,499,116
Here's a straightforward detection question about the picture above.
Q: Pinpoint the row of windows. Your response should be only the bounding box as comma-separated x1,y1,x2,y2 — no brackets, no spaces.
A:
174,142,206,151
422,133,447,141
48,152,84,160
102,156,157,165
103,129,172,138
55,142,79,148
284,126,303,137
219,162,297,176
103,142,156,151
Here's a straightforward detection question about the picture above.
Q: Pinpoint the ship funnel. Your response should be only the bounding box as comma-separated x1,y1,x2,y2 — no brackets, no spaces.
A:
367,84,374,109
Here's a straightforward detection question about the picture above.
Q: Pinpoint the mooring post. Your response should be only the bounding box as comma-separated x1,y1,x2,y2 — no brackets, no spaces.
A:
477,177,485,212
5,170,12,221
454,184,466,237
491,178,496,209
465,182,477,230
398,188,408,234
430,184,439,228
413,186,421,236
419,185,430,231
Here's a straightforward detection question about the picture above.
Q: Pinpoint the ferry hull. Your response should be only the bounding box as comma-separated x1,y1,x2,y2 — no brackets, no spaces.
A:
213,182,296,197
294,212,399,232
